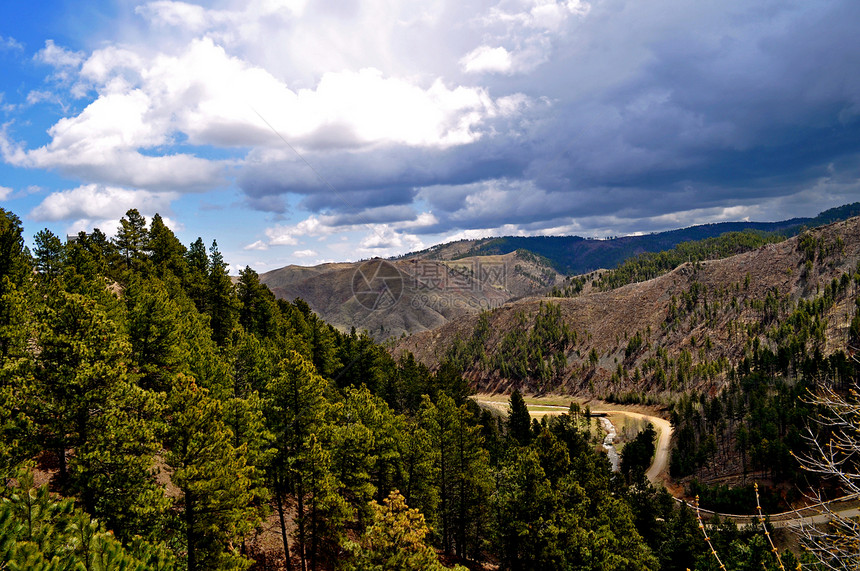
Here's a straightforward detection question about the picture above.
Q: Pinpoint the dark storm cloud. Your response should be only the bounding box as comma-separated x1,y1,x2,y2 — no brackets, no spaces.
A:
239,0,860,239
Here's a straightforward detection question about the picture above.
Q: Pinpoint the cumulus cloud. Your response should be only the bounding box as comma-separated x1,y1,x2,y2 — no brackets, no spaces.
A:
29,184,178,222
35,40,84,68
5,0,860,259
0,186,11,200
461,46,513,74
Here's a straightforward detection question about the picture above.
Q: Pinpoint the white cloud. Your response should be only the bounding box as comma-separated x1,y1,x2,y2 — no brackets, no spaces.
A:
244,239,269,250
293,248,317,257
461,46,513,74
6,34,512,194
25,91,57,105
35,40,84,68
0,35,23,51
0,186,11,200
29,184,178,222
358,225,424,255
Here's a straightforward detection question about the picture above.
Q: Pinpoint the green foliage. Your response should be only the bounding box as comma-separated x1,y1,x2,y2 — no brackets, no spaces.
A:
165,375,264,571
507,389,531,446
620,423,656,484
493,302,573,386
4,207,817,570
206,240,239,347
1,466,176,571
342,490,466,571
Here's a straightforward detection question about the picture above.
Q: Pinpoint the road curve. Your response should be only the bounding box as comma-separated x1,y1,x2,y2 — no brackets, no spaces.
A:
594,410,672,483
473,398,673,483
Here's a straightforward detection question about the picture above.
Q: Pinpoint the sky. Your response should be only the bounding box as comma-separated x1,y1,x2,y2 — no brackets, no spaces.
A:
1,0,859,273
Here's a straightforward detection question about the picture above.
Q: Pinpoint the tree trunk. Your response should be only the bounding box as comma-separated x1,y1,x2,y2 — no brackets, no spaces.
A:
275,481,294,571
186,492,197,571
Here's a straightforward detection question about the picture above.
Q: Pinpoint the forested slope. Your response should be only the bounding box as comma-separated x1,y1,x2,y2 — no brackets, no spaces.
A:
1,207,796,570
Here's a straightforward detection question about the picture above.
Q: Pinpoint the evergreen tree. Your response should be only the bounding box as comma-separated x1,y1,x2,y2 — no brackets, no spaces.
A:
148,214,188,284
507,389,531,446
32,229,65,279
206,240,239,347
185,237,209,312
33,289,130,487
70,381,169,542
0,209,31,364
125,277,183,392
114,209,150,274
1,466,176,570
165,375,265,571
343,490,467,571
237,266,279,339
264,351,337,571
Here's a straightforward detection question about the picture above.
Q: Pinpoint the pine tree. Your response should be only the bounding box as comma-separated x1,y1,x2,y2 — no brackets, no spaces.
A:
165,375,265,571
264,351,338,571
148,214,188,284
343,490,467,571
237,266,278,339
32,229,65,279
125,277,182,392
185,237,209,312
507,389,531,446
33,289,130,488
206,240,239,347
70,381,169,542
114,209,150,274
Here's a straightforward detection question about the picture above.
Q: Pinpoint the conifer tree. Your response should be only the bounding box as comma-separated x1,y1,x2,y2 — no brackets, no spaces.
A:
33,289,130,487
206,240,239,347
114,209,150,274
32,229,65,279
264,351,339,571
125,277,182,392
237,266,278,339
148,214,188,284
70,381,169,542
507,389,532,446
165,375,265,571
185,237,209,312
343,490,467,571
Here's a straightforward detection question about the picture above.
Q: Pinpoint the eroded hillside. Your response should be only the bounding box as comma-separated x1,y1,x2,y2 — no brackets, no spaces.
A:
259,250,563,339
393,218,860,397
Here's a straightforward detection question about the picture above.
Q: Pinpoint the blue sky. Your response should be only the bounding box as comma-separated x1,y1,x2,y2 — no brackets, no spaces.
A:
1,0,859,273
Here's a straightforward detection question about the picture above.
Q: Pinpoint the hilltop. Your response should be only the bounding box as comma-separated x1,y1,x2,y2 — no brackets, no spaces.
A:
259,250,562,339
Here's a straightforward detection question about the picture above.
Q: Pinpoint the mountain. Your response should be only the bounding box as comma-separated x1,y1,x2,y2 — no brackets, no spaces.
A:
260,203,860,339
392,216,860,397
259,250,563,339
398,202,860,274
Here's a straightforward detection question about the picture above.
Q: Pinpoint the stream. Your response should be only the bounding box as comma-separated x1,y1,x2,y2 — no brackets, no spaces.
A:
598,416,619,472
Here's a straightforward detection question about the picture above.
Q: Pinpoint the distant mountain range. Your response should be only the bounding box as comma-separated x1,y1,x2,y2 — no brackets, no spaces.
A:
260,202,860,339
396,202,860,274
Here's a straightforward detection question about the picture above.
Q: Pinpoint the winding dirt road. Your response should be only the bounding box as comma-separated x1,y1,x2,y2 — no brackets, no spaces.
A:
473,397,672,483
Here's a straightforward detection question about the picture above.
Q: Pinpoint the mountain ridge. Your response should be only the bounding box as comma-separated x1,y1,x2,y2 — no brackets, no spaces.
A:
392,216,860,398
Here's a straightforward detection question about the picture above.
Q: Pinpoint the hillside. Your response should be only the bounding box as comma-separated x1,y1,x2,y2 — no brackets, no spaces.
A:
398,202,860,274
393,217,860,397
259,250,563,339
